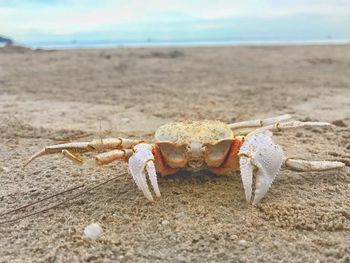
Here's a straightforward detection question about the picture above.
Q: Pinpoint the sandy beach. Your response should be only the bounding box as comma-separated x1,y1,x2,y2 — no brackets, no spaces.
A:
0,44,349,262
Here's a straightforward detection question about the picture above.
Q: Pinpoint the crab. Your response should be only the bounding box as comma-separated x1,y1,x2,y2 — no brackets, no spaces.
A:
24,114,345,204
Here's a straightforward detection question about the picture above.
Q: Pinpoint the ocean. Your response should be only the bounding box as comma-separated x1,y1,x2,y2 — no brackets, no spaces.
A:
15,38,350,49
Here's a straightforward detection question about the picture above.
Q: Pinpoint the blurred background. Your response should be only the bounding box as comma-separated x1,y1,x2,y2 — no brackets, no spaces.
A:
1,0,350,48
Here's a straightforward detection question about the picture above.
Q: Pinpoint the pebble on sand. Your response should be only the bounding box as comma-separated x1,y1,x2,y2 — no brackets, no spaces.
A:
84,223,103,240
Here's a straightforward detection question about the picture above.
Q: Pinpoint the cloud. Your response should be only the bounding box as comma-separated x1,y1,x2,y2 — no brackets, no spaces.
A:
0,1,144,36
0,0,349,40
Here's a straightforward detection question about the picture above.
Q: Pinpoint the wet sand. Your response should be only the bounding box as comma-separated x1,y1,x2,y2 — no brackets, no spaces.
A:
0,44,349,262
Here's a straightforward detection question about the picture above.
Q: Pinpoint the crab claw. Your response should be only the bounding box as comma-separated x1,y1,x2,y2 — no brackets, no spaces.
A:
239,132,284,205
128,143,161,201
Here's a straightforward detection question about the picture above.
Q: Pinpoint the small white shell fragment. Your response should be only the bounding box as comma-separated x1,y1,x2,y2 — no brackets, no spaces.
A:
1,166,10,173
238,239,247,245
161,219,170,225
84,223,103,240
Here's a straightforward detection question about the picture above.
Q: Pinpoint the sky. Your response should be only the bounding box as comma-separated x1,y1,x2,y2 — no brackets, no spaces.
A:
1,0,350,46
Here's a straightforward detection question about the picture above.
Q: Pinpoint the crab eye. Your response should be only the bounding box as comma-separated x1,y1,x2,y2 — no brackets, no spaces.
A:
203,140,233,167
186,145,191,152
201,146,207,152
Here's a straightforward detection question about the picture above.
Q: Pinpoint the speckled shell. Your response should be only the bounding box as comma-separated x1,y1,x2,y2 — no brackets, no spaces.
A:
155,120,233,144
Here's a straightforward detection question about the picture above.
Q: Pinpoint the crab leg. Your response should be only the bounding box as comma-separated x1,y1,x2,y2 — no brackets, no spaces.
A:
247,121,332,137
94,149,134,165
228,114,291,134
24,138,142,167
284,158,345,171
62,149,84,165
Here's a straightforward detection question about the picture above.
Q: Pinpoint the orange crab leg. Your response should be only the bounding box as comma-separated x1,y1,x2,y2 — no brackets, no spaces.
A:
209,138,243,175
152,147,180,176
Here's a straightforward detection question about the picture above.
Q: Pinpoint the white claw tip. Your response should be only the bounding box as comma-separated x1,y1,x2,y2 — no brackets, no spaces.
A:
146,195,154,202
